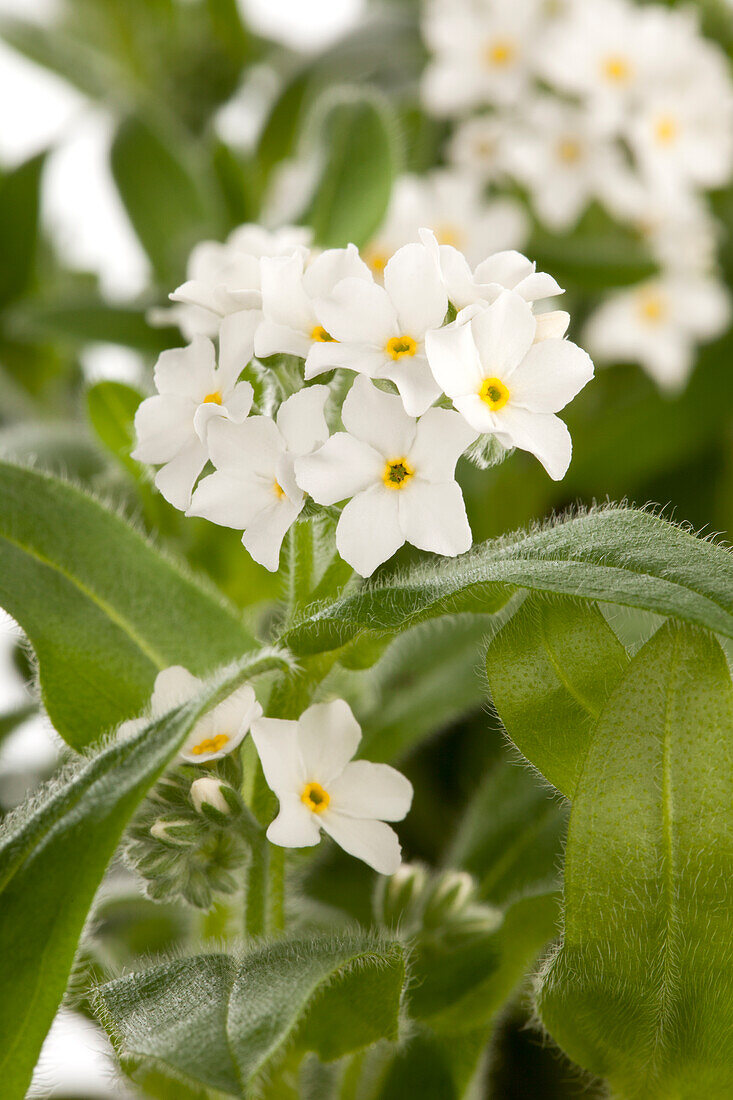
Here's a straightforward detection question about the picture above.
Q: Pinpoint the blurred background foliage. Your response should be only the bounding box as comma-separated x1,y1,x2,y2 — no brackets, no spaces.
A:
1,0,732,1096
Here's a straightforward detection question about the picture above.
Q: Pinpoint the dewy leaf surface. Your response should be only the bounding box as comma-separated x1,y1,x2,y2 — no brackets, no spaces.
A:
0,461,256,747
96,935,405,1096
0,652,288,1100
486,595,629,798
536,621,733,1098
284,507,733,656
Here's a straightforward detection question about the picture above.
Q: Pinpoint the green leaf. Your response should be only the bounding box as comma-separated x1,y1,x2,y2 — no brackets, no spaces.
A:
376,1026,488,1100
486,595,629,797
96,935,405,1095
0,460,256,748
110,116,220,283
8,298,178,352
86,380,142,473
0,702,36,748
303,89,397,248
0,653,284,1100
0,152,45,306
284,507,733,657
537,622,733,1098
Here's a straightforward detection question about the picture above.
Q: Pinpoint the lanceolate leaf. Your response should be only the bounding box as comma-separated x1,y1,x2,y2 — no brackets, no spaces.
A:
96,935,405,1096
284,508,733,657
0,151,46,306
0,461,256,748
537,622,733,1098
0,652,287,1100
486,595,629,798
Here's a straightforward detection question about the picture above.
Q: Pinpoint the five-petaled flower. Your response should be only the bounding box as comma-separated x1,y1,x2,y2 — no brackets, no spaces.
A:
250,699,413,875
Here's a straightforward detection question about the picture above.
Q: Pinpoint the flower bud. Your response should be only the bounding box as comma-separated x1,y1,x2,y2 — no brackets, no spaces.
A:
190,777,232,816
376,862,428,928
422,870,476,928
149,818,194,845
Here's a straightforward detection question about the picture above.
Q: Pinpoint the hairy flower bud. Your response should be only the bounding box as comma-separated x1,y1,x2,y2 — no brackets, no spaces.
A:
190,777,232,816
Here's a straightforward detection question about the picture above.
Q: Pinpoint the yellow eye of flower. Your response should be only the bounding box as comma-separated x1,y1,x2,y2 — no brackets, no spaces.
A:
273,480,286,500
385,335,418,360
602,54,631,83
365,249,389,275
637,290,667,324
191,733,230,756
301,781,330,813
479,377,510,411
382,457,414,490
203,391,222,405
435,224,463,248
557,138,582,164
310,324,335,343
654,115,678,145
484,38,516,67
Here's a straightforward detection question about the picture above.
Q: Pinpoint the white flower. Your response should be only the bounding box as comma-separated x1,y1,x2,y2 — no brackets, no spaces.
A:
305,241,448,416
254,245,371,359
161,224,312,339
132,312,257,510
188,386,330,571
421,0,543,116
447,114,516,186
251,699,413,875
584,274,730,392
363,170,528,275
295,376,476,577
425,291,594,480
120,665,262,764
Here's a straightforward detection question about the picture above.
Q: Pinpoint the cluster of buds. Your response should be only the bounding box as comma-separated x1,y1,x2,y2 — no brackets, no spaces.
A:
375,863,502,947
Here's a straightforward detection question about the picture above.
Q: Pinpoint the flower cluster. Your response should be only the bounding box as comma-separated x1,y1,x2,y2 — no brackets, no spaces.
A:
422,0,733,389
135,226,593,577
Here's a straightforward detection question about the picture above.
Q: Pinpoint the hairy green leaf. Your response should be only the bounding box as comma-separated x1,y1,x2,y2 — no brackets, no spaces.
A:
96,935,405,1095
537,622,733,1097
0,461,256,747
86,380,142,474
486,595,629,797
0,653,285,1100
284,508,733,656
376,1027,488,1100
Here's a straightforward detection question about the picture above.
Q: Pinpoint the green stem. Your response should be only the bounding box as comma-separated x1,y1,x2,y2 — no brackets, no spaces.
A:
268,845,286,932
285,518,315,626
244,761,273,937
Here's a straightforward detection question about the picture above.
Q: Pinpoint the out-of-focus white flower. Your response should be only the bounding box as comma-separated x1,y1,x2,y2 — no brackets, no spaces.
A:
363,171,528,276
426,291,594,479
295,376,476,577
132,314,257,510
155,224,312,339
447,114,516,185
251,699,413,875
505,96,634,231
120,665,262,764
306,241,448,416
255,245,371,359
584,275,730,391
188,386,330,570
422,0,543,115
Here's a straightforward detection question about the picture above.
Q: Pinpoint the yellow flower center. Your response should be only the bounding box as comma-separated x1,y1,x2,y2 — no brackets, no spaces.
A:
479,377,510,411
385,334,418,360
602,54,631,84
273,480,286,499
203,390,222,405
435,224,463,248
382,457,414,490
637,289,667,324
191,733,230,756
557,138,582,164
654,115,678,145
310,324,335,343
365,248,389,275
301,781,330,813
484,38,516,67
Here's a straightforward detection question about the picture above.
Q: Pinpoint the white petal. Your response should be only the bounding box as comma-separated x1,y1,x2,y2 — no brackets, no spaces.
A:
151,666,201,716
154,337,216,399
509,339,594,413
320,813,402,875
225,380,256,421
514,271,564,302
473,250,534,290
189,470,275,529
276,385,330,456
383,355,443,417
383,242,448,336
192,400,227,444
304,340,387,380
399,479,472,557
336,486,404,577
494,407,572,480
154,439,208,509
206,415,283,477
260,252,314,332
534,311,570,341
314,278,397,346
425,319,484,398
452,393,499,435
295,434,383,505
303,244,372,298
341,376,416,458
408,406,477,481
298,699,362,785
132,394,195,464
329,760,413,821
267,794,322,848
255,318,312,359
470,291,537,379
242,497,302,571
217,310,258,391
251,716,306,797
